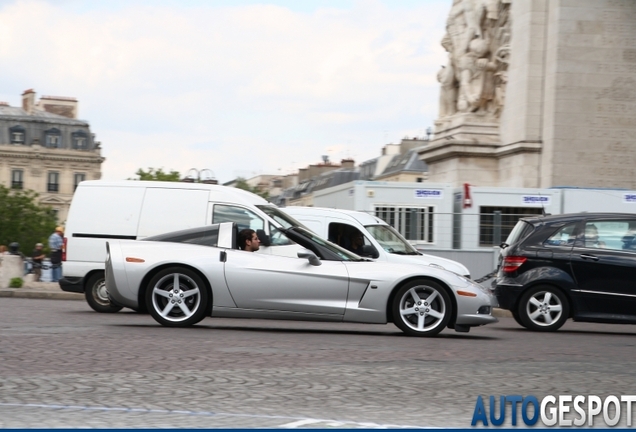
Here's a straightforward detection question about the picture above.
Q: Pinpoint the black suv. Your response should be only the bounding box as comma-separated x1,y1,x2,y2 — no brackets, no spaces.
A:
495,213,636,331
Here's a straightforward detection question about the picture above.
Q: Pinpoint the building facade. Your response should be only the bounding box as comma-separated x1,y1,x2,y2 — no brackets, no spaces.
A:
0,89,104,223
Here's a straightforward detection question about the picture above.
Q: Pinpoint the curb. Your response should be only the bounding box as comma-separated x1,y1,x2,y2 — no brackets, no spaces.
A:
0,288,83,300
0,288,515,317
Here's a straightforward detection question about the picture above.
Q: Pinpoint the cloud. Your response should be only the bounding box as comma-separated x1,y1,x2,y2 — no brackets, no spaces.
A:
0,0,449,183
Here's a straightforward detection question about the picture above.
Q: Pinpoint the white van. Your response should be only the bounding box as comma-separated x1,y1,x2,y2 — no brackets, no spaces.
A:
61,180,301,312
280,207,471,278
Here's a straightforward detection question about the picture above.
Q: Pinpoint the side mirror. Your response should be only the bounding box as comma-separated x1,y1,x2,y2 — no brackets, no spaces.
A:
256,229,271,247
362,244,379,259
297,249,322,266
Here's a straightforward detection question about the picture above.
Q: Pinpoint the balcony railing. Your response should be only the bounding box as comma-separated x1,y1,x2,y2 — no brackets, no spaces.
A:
11,181,23,189
47,183,59,192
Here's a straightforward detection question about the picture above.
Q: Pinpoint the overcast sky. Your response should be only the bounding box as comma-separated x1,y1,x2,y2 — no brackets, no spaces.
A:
0,0,449,183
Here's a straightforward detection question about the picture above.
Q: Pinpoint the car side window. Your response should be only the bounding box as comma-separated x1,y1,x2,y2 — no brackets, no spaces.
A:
543,223,578,247
584,220,636,251
213,205,264,232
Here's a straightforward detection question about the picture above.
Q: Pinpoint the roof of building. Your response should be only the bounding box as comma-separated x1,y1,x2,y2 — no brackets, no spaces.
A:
0,106,88,126
377,149,427,178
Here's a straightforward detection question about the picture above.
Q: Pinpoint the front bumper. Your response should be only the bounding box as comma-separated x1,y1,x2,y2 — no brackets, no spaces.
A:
59,276,84,293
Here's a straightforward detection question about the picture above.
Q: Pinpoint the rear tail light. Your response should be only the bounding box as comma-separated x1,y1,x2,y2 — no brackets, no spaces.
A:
62,237,67,262
502,256,526,273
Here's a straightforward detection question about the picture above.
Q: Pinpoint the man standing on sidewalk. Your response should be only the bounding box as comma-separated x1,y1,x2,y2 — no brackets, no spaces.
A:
31,243,45,282
48,227,64,283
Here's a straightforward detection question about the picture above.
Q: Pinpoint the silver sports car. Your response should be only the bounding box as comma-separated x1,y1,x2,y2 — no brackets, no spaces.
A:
105,223,497,336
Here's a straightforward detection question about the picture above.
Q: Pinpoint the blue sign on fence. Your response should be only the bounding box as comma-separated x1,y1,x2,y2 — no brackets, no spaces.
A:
414,189,443,199
522,195,550,206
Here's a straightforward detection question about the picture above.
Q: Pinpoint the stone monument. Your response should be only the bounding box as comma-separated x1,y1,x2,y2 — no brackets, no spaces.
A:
419,0,636,189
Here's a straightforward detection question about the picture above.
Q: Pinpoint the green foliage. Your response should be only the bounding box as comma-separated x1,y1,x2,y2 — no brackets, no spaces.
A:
131,167,181,182
0,185,58,254
234,177,269,200
9,277,23,288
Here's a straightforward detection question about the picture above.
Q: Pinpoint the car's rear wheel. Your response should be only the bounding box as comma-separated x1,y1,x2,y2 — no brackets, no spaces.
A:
392,279,452,337
511,309,526,328
85,272,123,313
146,267,209,327
518,285,569,332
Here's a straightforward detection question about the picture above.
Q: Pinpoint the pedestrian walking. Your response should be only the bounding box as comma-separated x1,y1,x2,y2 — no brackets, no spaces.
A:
32,243,46,282
48,226,64,283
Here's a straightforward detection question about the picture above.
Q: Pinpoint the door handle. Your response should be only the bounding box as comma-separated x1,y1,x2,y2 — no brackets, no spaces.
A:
580,254,599,261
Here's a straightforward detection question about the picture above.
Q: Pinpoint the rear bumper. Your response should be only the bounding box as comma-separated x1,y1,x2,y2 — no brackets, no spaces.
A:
494,284,524,311
59,276,84,294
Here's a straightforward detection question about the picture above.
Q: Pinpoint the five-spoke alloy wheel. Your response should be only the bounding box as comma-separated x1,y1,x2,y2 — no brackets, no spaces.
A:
518,285,569,332
146,267,209,327
392,279,452,337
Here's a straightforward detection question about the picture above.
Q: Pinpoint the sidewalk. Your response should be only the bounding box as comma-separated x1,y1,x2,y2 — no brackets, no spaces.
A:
0,280,84,300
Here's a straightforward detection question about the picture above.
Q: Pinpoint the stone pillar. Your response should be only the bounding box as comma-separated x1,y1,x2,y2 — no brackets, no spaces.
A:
0,255,24,288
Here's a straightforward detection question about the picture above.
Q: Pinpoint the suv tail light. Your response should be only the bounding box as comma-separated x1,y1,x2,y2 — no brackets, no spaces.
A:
502,256,526,273
62,236,67,262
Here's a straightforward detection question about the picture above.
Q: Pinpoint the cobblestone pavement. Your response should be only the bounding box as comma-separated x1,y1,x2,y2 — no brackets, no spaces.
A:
1,298,635,428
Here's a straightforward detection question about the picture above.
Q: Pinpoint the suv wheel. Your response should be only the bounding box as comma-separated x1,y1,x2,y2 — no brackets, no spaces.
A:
518,285,569,332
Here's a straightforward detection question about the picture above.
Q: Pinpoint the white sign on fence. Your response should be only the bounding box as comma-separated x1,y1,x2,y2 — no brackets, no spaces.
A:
414,189,443,199
522,195,551,206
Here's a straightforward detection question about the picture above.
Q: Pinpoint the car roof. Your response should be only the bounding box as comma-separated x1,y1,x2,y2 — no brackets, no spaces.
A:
282,206,387,225
522,212,636,225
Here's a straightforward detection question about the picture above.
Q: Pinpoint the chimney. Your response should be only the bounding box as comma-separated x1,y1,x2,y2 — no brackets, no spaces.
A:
22,89,36,114
39,95,78,119
340,158,355,169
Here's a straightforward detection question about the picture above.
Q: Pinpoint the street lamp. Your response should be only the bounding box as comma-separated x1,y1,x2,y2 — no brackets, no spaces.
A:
426,127,433,141
182,168,218,184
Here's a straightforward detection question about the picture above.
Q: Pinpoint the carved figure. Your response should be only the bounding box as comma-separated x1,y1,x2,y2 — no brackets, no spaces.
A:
436,0,511,119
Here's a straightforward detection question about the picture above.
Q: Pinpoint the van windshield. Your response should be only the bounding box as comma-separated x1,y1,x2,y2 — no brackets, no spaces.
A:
365,225,420,255
256,205,307,230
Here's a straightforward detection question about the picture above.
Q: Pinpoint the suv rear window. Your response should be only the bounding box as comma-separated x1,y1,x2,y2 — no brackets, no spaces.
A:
504,220,534,246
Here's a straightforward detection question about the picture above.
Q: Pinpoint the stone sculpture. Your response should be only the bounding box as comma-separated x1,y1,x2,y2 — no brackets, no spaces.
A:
437,0,511,118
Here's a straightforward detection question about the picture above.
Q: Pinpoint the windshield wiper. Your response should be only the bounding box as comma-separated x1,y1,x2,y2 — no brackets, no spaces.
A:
390,251,408,255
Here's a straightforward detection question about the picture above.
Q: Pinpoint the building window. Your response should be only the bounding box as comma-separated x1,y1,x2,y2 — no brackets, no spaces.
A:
479,206,543,246
74,173,85,191
72,130,88,150
10,126,25,144
11,169,23,189
45,128,62,148
47,171,60,192
374,206,435,243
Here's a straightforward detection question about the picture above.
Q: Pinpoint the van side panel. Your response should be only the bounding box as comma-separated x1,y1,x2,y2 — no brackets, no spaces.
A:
65,186,146,263
137,189,211,238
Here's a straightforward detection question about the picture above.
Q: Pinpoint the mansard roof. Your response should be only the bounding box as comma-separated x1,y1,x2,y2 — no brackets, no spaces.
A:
0,106,89,127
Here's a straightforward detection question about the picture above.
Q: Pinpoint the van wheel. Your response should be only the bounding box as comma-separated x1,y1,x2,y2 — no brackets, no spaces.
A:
146,267,209,327
392,279,452,337
85,272,123,313
518,285,569,332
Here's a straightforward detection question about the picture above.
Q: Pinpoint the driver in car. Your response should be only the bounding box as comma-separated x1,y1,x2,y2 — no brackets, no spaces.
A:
238,229,261,252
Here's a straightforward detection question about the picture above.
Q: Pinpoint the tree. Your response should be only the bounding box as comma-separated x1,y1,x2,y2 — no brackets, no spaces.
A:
131,167,181,182
234,177,269,200
0,185,58,254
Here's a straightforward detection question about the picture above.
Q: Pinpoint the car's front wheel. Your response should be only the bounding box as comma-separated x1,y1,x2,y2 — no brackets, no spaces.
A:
518,285,569,332
85,272,123,313
392,279,452,337
146,267,209,327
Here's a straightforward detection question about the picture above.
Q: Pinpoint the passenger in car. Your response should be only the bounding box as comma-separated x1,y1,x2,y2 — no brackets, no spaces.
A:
584,224,606,248
237,229,261,252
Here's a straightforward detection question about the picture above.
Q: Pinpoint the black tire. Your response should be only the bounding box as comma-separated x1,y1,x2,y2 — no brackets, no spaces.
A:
145,267,210,327
85,272,123,313
392,279,452,337
511,309,526,328
518,285,569,332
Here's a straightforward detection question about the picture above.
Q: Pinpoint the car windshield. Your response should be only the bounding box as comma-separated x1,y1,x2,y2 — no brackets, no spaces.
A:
257,205,307,229
288,226,364,261
365,224,420,255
